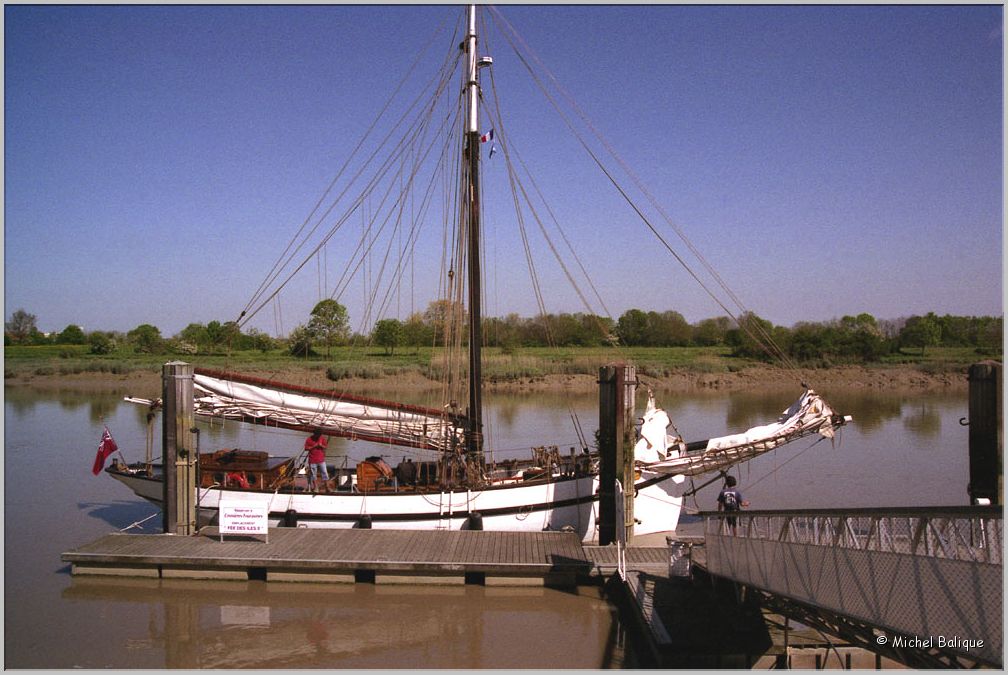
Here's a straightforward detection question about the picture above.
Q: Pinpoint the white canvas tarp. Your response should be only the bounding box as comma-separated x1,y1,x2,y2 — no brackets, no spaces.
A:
192,373,461,451
633,392,673,463
636,389,849,477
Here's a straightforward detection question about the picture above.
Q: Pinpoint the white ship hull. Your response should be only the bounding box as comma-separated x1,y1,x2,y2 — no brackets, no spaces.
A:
109,467,682,542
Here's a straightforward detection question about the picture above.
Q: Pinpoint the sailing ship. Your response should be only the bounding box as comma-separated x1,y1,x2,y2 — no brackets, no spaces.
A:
107,6,849,541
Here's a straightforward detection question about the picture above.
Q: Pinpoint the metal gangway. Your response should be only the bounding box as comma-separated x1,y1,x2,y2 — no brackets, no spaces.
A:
702,506,1002,668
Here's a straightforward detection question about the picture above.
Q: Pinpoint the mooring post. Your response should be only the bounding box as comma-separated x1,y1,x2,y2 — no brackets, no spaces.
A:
967,361,1002,505
598,364,637,545
162,361,197,535
599,366,616,545
620,365,637,542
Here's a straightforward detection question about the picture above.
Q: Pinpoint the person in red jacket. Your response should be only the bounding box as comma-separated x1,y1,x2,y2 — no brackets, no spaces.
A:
304,430,330,493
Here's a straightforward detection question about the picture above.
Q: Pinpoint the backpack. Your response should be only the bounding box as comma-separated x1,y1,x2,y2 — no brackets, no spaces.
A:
722,489,739,511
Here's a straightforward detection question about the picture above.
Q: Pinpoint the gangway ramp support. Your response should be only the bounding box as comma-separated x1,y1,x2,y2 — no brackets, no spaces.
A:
701,506,1001,668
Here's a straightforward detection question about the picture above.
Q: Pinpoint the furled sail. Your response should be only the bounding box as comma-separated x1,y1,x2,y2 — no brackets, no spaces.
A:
633,392,673,463
636,388,850,477
192,370,464,451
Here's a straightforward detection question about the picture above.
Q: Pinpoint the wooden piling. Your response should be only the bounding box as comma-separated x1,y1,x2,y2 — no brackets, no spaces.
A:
968,361,1002,505
599,364,637,545
162,361,197,535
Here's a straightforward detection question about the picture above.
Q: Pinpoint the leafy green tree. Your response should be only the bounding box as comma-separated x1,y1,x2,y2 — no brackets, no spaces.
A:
693,316,731,346
484,315,516,349
169,338,199,355
789,322,826,361
56,324,87,344
546,313,585,346
401,312,432,353
244,328,275,353
287,324,315,357
178,323,209,351
936,314,972,347
771,324,794,358
88,331,115,355
579,314,615,347
654,311,692,346
616,309,649,346
900,313,941,355
308,299,350,357
127,324,163,354
373,318,404,355
725,312,776,360
5,308,38,344
838,313,884,361
205,320,227,351
974,316,1003,355
221,321,241,354
399,312,431,352
521,315,549,346
423,299,463,345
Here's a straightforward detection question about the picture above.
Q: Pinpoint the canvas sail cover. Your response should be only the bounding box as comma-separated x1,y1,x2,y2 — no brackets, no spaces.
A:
636,388,849,477
633,392,673,463
192,371,462,451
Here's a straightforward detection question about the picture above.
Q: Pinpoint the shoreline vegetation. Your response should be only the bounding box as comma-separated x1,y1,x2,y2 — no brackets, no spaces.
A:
4,344,987,396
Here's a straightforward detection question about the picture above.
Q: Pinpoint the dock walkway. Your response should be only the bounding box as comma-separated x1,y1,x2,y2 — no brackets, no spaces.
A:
64,527,598,586
583,544,669,576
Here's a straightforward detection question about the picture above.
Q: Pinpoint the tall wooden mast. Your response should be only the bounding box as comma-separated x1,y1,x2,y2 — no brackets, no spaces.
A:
463,4,484,464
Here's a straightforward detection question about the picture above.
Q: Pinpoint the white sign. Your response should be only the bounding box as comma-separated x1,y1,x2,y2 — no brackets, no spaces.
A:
219,501,269,543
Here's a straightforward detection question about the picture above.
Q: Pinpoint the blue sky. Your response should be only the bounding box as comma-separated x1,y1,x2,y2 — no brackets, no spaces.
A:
4,4,1003,337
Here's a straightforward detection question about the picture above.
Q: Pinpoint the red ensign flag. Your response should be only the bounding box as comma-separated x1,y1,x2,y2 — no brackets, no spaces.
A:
92,426,118,475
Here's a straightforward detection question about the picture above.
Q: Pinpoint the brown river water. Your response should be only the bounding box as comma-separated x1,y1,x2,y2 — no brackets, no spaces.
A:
4,384,970,668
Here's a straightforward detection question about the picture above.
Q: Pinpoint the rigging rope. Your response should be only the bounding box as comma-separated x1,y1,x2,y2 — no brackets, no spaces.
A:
476,23,599,450
239,16,454,326
227,15,470,430
325,74,465,424
487,6,807,387
238,23,463,331
224,7,825,473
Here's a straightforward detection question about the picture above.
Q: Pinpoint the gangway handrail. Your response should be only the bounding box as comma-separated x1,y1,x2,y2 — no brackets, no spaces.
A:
697,505,1001,518
700,505,1003,668
699,506,1002,565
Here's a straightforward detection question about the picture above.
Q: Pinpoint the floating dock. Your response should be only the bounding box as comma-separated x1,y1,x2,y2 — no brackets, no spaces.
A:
65,513,993,669
63,527,653,587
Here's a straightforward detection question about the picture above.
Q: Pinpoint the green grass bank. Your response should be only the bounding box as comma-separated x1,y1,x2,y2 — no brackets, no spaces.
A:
4,344,988,394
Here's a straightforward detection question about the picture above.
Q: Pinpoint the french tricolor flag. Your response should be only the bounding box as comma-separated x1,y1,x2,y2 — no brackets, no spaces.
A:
480,129,494,143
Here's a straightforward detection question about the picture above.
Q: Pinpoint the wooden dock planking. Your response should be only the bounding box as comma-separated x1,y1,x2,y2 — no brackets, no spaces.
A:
583,545,669,576
477,529,494,564
459,529,476,564
63,528,593,584
399,529,423,563
446,530,463,564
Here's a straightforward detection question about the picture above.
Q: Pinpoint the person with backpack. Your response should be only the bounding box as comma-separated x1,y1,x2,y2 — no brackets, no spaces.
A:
717,474,749,533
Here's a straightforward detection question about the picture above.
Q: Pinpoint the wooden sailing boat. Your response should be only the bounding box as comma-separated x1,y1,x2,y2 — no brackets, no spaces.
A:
107,6,849,541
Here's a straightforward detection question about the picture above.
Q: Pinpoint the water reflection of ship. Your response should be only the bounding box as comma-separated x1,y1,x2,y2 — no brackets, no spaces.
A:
62,577,614,668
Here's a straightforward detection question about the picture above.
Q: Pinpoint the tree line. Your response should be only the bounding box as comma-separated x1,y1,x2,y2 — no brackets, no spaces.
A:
5,303,1002,364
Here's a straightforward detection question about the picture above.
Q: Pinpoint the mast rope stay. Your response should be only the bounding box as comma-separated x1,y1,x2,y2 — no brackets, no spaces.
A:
237,18,463,330
487,6,807,387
